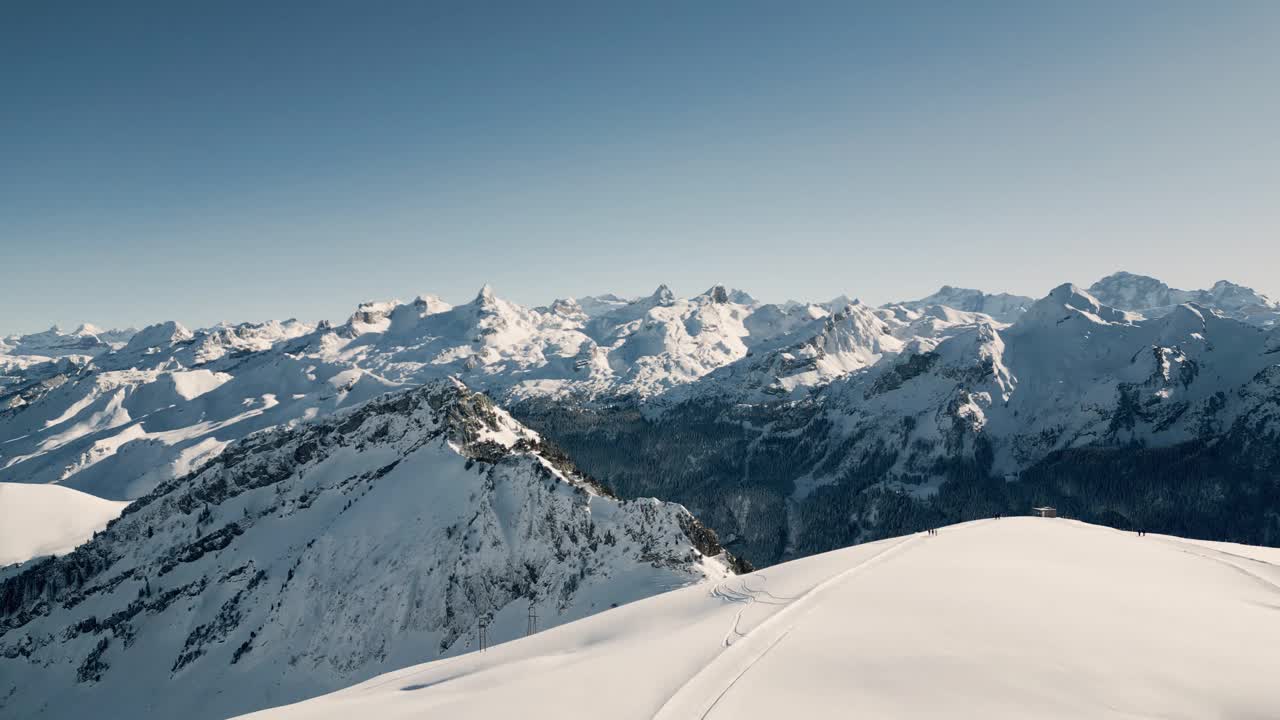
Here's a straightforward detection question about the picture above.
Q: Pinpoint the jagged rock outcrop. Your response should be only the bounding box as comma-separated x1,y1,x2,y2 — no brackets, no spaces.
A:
0,379,737,720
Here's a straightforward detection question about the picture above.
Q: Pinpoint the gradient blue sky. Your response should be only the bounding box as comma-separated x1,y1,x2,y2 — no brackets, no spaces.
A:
3,1,1278,334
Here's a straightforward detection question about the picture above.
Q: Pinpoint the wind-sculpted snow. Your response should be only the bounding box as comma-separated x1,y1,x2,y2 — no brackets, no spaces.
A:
0,379,739,720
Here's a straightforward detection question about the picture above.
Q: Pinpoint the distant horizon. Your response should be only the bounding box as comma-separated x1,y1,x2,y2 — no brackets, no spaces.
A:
4,268,1274,337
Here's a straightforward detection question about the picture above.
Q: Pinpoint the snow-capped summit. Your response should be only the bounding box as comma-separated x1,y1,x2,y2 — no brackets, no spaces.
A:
679,301,904,401
1012,283,1139,330
185,319,315,365
573,293,632,319
821,294,858,313
0,379,741,720
1086,271,1182,312
703,284,732,304
0,324,132,358
1087,271,1279,326
648,283,676,307
474,283,499,306
698,285,757,306
894,285,1034,323
120,320,194,355
541,298,588,323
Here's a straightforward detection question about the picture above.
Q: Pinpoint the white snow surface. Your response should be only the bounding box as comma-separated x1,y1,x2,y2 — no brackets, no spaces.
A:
245,518,1280,720
0,483,129,566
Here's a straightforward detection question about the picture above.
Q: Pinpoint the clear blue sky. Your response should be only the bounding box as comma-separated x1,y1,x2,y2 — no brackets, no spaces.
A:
3,1,1277,333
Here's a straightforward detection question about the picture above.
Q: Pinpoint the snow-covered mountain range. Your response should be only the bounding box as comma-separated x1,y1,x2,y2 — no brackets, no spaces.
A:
244,518,1280,720
3,272,1279,563
520,282,1280,563
5,272,1270,505
2,270,1278,717
0,324,138,359
0,379,740,719
1088,271,1280,326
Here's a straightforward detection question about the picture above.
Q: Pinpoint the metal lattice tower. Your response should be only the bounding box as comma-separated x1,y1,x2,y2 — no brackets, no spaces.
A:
527,604,538,637
477,617,489,652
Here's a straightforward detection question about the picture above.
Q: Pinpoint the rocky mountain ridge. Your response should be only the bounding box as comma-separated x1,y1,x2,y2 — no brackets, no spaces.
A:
0,379,739,719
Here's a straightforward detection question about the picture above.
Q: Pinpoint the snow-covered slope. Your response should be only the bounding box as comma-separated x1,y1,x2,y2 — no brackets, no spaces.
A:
0,324,136,358
894,285,1035,323
244,518,1280,720
667,301,907,403
0,483,129,566
818,283,1278,480
1089,271,1280,326
0,380,739,720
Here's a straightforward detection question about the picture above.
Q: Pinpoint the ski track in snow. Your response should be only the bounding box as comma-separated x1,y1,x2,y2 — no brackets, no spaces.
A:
239,518,1280,719
1152,536,1280,596
655,530,934,720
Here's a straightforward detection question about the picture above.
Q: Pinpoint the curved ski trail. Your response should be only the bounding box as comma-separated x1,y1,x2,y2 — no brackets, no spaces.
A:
653,533,921,720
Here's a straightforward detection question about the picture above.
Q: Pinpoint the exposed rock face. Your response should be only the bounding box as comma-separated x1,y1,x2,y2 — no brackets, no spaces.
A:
0,380,737,720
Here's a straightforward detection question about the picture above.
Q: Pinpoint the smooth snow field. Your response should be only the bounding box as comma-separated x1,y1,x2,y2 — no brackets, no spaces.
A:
244,518,1280,719
0,482,128,566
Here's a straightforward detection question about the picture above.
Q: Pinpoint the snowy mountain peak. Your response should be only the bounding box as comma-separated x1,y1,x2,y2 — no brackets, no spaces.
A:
475,284,498,306
1017,283,1136,328
823,294,857,312
0,323,138,358
1087,271,1178,311
695,286,757,306
342,300,399,335
648,284,676,306
1203,279,1278,310
1087,272,1279,325
0,379,740,719
411,294,451,314
544,297,587,321
120,320,194,354
895,286,1034,323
